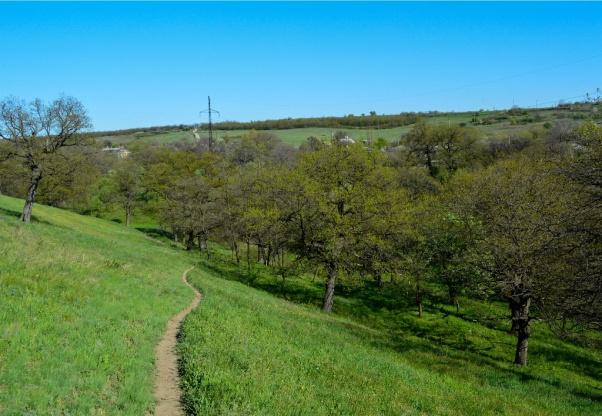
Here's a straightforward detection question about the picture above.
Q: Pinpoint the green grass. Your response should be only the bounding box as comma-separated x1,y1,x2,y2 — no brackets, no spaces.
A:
0,195,194,414
2,195,601,415
179,248,602,415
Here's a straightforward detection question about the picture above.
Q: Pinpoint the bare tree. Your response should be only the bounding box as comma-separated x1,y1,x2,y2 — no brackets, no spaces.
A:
0,97,91,222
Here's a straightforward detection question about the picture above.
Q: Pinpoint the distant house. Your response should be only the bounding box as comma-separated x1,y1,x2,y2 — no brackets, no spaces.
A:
102,146,131,159
337,135,355,145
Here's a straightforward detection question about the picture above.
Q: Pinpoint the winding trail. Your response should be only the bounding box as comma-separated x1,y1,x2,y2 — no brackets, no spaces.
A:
154,267,200,416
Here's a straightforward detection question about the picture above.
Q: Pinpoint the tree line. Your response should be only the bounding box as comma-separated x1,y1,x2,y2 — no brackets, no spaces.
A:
205,112,422,130
1,96,601,367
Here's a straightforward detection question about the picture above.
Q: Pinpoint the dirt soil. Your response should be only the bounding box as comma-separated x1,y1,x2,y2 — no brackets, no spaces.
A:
154,267,200,416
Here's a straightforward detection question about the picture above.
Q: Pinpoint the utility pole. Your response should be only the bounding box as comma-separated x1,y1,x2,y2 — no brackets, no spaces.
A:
200,96,220,150
207,96,213,146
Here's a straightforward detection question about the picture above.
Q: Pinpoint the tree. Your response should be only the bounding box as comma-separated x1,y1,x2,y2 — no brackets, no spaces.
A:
404,122,437,176
286,144,404,312
416,196,490,313
403,122,477,179
36,148,101,211
0,96,91,222
451,159,580,365
162,175,219,254
111,160,144,227
432,124,478,176
554,121,602,335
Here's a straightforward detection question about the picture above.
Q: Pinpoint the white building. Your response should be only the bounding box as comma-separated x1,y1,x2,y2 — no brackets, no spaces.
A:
102,146,131,159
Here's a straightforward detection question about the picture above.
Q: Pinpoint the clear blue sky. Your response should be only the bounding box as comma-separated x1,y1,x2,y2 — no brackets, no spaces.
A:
1,2,601,131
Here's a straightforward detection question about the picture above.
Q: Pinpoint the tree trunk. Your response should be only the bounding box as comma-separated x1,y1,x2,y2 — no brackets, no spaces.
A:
125,203,132,227
185,231,195,251
204,239,210,258
511,297,531,366
246,239,251,272
509,304,520,336
375,274,384,288
20,166,42,223
198,237,209,257
322,263,337,312
426,148,436,177
232,241,240,265
448,286,460,313
416,284,423,318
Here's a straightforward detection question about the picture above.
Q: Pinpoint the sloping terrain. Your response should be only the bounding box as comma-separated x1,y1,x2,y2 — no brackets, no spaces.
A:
178,253,602,416
0,195,193,414
1,196,601,415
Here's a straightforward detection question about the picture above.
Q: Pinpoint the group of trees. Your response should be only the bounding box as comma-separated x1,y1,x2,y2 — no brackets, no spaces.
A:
156,121,602,366
2,96,601,367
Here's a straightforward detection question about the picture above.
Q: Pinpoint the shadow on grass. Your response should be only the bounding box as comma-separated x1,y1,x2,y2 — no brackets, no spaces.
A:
136,227,173,241
199,259,324,309
195,252,602,403
389,328,602,402
0,206,52,225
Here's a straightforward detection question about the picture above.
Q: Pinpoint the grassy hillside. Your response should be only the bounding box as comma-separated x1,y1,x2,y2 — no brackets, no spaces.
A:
97,104,601,147
1,196,601,415
0,195,193,414
179,249,602,415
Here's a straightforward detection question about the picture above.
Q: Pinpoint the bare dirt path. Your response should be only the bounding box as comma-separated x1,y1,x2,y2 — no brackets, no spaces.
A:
154,266,200,416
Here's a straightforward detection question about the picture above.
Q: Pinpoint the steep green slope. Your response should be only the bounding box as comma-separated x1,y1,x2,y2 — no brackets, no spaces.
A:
0,195,193,414
179,256,602,416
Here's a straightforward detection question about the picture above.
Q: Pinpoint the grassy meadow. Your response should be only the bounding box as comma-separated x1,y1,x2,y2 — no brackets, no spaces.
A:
0,195,194,414
179,247,602,416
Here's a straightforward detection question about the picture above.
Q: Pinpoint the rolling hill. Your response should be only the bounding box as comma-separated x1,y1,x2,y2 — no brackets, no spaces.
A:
94,103,601,147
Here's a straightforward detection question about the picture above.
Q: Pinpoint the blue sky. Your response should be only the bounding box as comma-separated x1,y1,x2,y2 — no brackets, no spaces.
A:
1,2,601,131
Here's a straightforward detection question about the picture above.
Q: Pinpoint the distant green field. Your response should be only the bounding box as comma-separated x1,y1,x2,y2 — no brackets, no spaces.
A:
93,113,555,147
95,105,601,148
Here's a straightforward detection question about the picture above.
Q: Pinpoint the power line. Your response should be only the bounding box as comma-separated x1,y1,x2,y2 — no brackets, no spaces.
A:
261,50,602,112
